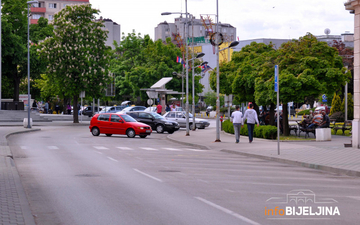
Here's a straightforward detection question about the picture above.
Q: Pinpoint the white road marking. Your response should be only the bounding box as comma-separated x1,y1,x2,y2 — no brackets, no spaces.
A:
133,169,162,182
162,148,182,151
117,147,133,150
20,146,28,150
140,147,158,151
224,189,236,193
47,146,59,150
94,151,103,155
347,196,360,201
107,157,118,162
93,146,108,150
195,197,261,225
186,149,207,152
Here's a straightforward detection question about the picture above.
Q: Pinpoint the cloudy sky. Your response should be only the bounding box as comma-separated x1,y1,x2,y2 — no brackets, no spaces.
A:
89,0,354,41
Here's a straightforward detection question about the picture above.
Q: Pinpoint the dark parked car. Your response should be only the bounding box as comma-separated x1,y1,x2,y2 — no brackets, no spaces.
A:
126,111,180,134
82,106,101,117
89,113,152,138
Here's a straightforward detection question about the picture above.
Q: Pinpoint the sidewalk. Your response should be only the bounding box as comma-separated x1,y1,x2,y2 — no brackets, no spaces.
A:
167,127,360,177
0,127,39,225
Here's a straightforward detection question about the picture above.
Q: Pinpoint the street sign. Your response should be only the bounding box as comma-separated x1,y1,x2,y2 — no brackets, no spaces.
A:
322,94,327,103
80,91,85,98
274,65,278,92
147,99,153,105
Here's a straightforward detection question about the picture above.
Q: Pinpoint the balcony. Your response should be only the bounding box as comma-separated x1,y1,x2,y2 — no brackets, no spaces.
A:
30,7,46,13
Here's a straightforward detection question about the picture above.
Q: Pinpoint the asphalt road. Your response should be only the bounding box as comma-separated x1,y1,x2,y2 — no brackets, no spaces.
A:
8,125,360,225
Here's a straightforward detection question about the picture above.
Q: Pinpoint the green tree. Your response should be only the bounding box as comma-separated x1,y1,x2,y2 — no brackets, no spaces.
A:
111,34,203,104
39,4,111,123
1,0,27,101
203,91,224,108
341,93,354,120
330,93,342,116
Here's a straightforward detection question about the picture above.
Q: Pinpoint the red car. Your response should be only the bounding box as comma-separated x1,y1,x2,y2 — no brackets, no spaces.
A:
89,113,152,138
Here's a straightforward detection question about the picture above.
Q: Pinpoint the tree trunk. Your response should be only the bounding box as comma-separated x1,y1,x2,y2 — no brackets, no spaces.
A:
282,103,290,136
13,73,20,102
73,95,79,123
269,103,275,126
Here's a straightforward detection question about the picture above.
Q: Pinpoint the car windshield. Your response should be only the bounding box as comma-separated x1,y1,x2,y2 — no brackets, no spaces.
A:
150,112,164,119
121,114,137,122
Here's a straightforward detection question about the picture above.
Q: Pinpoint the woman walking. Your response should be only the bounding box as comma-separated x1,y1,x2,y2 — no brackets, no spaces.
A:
242,103,259,143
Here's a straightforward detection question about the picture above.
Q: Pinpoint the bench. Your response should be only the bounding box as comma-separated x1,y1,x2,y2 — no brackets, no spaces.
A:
333,120,352,135
296,121,316,138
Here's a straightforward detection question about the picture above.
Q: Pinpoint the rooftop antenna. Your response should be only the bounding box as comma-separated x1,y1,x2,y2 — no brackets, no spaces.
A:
324,28,331,38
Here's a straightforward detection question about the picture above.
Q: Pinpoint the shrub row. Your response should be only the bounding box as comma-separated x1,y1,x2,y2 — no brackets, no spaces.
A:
222,120,277,139
297,108,316,115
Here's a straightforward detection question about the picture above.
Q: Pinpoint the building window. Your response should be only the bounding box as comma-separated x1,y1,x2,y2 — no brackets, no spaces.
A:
32,14,42,19
49,15,54,20
49,3,57,8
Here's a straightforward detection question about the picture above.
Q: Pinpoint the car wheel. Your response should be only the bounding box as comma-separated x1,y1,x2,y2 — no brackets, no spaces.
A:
91,127,100,136
168,130,174,134
156,124,164,133
126,129,136,138
105,134,112,137
139,135,147,138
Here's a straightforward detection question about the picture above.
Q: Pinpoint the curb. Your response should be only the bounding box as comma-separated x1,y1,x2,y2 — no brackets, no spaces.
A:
221,149,360,177
166,135,211,150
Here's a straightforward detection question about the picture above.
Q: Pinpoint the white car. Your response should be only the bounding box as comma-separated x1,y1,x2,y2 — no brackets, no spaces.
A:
163,111,210,129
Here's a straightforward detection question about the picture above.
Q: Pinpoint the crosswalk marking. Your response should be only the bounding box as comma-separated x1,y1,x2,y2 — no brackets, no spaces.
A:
186,149,207,152
20,146,28,150
47,146,59,150
162,148,182,151
347,196,360,201
139,147,158,151
93,146,108,150
117,147,133,150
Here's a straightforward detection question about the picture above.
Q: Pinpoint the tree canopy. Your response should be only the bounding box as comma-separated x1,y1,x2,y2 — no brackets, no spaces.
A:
39,4,111,123
111,34,203,104
210,33,350,135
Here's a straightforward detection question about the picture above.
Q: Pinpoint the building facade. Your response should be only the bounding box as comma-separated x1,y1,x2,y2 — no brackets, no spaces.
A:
30,0,89,24
345,0,360,148
154,15,236,45
102,18,121,49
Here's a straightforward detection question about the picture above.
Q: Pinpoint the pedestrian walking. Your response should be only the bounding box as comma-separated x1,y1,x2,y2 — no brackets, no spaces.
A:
156,103,162,115
44,101,49,114
55,103,60,114
165,104,171,112
231,105,243,143
67,103,72,115
242,103,259,143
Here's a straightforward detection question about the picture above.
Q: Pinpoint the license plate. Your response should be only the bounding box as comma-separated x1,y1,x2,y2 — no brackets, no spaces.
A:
146,130,151,133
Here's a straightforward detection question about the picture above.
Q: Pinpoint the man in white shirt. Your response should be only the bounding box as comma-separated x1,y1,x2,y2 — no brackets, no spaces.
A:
231,105,243,143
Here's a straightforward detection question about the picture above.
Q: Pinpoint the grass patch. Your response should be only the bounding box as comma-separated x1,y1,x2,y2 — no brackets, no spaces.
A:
280,135,316,141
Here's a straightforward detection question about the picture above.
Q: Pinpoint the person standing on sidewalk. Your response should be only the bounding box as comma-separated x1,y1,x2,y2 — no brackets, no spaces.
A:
231,105,243,143
242,103,259,143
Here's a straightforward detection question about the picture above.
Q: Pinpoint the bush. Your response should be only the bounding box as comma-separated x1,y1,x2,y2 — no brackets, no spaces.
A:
330,111,345,122
223,121,277,139
297,108,315,115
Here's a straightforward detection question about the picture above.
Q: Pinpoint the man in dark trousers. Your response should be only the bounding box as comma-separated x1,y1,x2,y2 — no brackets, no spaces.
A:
242,103,259,143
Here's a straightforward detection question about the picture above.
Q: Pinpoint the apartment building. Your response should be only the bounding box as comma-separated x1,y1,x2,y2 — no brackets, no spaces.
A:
30,0,89,24
154,15,236,45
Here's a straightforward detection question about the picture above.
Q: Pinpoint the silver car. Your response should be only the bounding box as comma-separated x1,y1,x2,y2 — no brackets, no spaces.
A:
163,111,210,129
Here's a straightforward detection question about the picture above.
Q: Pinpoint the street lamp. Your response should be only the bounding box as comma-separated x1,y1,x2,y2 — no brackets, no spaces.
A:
172,71,185,107
26,1,38,128
191,53,205,130
162,2,192,135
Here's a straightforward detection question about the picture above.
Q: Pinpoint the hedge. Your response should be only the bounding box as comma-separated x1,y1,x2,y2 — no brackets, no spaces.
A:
222,120,277,139
297,108,316,115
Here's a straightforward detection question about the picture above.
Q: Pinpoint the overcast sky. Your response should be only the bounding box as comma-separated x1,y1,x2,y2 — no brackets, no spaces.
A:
89,0,354,41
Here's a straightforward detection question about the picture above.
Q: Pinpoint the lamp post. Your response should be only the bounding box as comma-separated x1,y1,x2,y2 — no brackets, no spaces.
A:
26,1,38,128
0,0,2,110
162,2,191,135
191,53,205,130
